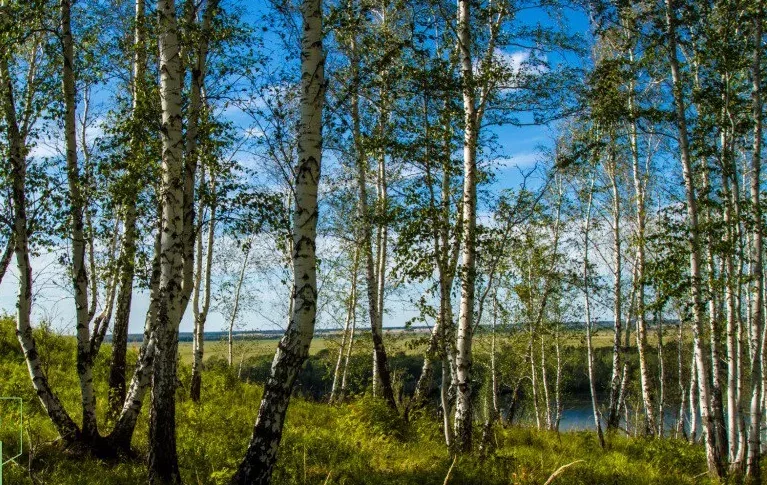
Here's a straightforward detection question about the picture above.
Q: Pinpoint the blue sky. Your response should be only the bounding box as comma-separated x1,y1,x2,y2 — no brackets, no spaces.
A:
0,0,593,335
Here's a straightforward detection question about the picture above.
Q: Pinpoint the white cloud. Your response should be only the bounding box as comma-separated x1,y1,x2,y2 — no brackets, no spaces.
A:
495,152,540,170
494,49,548,75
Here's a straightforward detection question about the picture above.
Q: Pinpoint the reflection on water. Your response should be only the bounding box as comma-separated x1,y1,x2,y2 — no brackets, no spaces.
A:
520,397,701,435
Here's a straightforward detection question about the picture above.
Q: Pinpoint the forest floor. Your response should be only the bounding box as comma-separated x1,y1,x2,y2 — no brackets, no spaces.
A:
0,318,723,484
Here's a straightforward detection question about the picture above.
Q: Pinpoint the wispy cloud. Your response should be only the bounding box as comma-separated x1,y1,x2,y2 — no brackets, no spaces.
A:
493,49,549,76
495,151,540,170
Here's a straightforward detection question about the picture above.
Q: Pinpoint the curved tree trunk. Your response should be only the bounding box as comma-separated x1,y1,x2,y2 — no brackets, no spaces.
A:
107,213,162,451
230,0,324,481
0,235,14,287
2,47,81,445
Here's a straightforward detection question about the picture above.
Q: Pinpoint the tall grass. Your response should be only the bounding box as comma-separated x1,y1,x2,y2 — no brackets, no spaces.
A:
0,317,718,484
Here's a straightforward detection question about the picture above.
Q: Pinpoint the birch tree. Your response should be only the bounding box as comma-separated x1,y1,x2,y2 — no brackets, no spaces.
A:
148,0,186,480
231,0,324,481
664,0,723,475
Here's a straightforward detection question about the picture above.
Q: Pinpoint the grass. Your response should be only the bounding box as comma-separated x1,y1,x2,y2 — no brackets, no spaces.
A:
147,338,332,366
168,323,674,366
0,317,721,484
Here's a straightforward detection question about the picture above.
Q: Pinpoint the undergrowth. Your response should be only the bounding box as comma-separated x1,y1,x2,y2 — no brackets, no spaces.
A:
0,317,719,484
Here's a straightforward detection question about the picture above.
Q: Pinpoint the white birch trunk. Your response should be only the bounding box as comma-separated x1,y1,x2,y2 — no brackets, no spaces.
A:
606,152,623,431
665,0,724,475
347,30,397,409
583,177,605,448
2,46,81,445
191,172,216,402
228,242,250,368
330,250,359,403
108,0,146,417
60,0,99,443
628,74,657,436
746,2,764,478
453,0,479,451
541,338,552,430
231,1,324,481
148,0,186,480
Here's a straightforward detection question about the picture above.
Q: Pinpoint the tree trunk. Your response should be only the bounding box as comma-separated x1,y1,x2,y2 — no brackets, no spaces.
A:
339,283,357,402
330,249,359,403
409,150,461,416
228,240,250,368
554,325,563,432
721,140,743,469
2,47,81,445
665,0,724,476
453,0,479,452
348,30,397,410
541,337,552,430
701,166,728,463
606,149,623,432
656,311,664,437
373,106,389,395
191,173,216,402
746,2,764,479
0,235,13,287
583,178,605,448
107,211,162,451
689,348,698,443
108,0,146,419
676,319,687,440
440,358,454,449
628,77,656,436
149,0,186,480
490,293,500,421
230,0,323,481
529,336,541,430
61,0,99,443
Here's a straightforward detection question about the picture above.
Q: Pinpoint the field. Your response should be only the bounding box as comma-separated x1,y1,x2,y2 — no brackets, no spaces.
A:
160,322,680,365
0,318,727,484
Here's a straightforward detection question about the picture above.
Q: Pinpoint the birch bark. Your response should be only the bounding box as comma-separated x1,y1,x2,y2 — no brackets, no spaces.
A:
453,0,479,452
628,70,656,436
746,1,764,479
2,39,81,445
606,147,623,432
108,0,146,418
190,173,216,402
583,177,605,448
148,0,186,480
347,29,397,409
330,249,359,403
230,0,323,481
228,240,250,367
61,0,100,443
665,0,723,475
